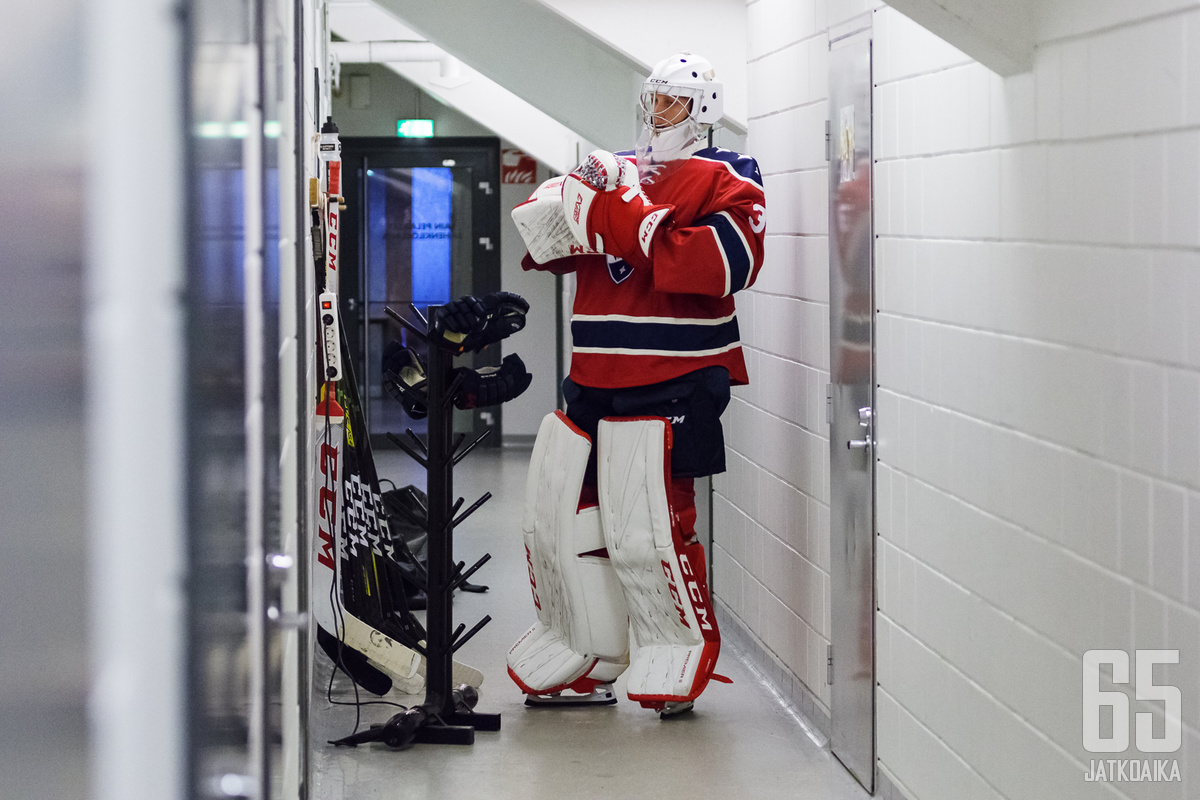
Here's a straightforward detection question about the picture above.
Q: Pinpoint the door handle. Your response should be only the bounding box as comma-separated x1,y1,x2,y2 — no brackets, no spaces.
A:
847,406,874,450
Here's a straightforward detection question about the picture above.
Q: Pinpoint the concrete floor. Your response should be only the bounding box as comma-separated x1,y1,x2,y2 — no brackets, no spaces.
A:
310,445,869,800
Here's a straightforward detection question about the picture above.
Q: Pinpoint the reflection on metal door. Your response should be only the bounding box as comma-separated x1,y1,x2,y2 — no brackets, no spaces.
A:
828,21,876,794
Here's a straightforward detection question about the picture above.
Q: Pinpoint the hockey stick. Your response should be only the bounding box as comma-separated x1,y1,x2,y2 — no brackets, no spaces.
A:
310,119,483,698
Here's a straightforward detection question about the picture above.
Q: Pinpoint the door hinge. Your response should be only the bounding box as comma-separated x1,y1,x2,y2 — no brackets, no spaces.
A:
825,383,832,425
478,180,493,195
827,644,833,685
825,119,832,162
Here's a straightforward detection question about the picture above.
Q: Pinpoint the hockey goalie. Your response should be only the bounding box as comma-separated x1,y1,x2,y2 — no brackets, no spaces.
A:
508,53,766,716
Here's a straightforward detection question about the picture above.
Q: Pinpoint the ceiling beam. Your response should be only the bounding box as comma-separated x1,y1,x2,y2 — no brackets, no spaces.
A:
369,0,648,151
884,0,1034,76
328,2,595,174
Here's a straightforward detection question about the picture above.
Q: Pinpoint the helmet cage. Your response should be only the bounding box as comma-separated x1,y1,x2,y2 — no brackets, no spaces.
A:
639,87,702,131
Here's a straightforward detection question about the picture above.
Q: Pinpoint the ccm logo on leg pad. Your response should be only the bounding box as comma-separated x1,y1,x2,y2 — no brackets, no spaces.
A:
661,559,690,629
661,555,714,632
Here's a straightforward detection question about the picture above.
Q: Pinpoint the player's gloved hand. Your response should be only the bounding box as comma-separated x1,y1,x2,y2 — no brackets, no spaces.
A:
432,291,530,354
511,175,601,264
381,340,429,419
451,353,532,409
561,150,674,270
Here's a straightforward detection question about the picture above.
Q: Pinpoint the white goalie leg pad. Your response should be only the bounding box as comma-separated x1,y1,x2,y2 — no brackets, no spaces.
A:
507,411,630,694
597,417,721,705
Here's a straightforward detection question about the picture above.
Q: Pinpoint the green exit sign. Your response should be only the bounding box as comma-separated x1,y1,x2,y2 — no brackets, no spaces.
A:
397,119,434,138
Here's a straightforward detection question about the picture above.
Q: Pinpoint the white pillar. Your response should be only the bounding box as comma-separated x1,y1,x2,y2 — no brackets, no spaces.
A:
84,0,186,797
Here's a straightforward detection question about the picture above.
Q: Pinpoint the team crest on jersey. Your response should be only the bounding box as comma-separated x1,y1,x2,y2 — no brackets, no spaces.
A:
606,255,634,284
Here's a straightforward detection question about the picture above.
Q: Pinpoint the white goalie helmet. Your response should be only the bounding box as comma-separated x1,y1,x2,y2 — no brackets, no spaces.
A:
636,52,723,183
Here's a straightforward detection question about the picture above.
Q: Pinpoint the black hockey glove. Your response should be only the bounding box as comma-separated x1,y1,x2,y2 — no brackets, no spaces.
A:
451,353,532,409
432,291,530,354
435,294,488,338
381,340,429,419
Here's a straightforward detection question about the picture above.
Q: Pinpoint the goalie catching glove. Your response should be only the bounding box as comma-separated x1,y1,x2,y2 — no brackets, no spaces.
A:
511,176,601,264
451,353,532,409
432,291,529,355
561,150,674,271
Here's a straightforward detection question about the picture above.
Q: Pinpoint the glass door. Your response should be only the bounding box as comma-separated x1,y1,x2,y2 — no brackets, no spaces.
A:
362,165,475,438
340,138,501,447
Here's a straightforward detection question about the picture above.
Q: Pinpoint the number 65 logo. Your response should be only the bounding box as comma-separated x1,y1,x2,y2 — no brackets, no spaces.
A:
1083,650,1182,753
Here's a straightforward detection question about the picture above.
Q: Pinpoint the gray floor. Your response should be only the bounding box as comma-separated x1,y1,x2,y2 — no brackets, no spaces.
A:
311,445,869,800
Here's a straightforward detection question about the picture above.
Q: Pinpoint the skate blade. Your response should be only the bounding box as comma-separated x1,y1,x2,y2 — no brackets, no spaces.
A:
524,684,617,707
658,700,694,719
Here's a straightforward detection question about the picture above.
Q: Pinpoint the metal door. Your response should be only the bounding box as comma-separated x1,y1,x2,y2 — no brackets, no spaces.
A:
828,22,876,794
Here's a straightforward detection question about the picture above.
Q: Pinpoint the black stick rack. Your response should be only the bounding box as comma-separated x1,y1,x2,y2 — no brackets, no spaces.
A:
384,304,501,745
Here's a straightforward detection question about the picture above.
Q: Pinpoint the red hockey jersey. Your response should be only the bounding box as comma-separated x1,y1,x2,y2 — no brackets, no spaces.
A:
522,147,766,389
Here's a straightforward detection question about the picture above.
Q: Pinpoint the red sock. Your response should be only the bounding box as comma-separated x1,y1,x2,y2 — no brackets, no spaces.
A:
578,482,599,511
670,477,696,543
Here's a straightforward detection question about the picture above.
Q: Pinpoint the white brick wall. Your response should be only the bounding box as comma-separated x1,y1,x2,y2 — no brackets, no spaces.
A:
714,0,840,712
718,0,879,718
734,0,1200,797
872,2,1200,793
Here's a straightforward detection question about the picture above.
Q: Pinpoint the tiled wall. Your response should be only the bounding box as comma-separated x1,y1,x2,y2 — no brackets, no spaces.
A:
725,0,1200,798
713,0,866,719
874,4,1200,799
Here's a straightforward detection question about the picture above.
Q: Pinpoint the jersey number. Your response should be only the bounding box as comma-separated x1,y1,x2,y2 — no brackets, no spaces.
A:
750,203,766,234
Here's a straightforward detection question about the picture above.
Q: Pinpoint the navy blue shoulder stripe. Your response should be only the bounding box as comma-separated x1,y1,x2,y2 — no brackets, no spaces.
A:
698,213,752,293
695,147,763,186
615,149,636,157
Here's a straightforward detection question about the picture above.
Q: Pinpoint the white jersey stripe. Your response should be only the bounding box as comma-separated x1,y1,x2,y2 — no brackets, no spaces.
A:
574,342,741,358
571,312,737,326
709,224,732,297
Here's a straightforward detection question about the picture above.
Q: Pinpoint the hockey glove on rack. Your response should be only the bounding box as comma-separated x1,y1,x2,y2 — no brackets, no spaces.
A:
381,340,429,420
384,342,532,413
561,150,674,271
431,291,530,355
451,353,532,409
